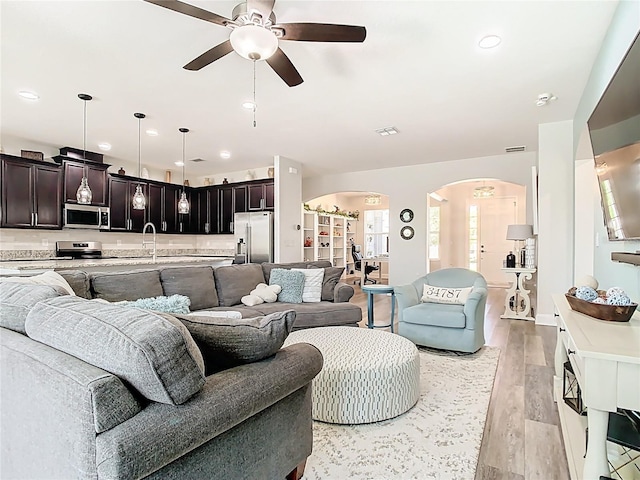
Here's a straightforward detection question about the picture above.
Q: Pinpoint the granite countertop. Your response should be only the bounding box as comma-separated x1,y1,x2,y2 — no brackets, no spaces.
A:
0,255,234,272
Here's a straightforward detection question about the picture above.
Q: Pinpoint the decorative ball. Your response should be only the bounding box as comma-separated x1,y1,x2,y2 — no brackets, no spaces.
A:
576,286,598,302
597,289,607,297
606,287,625,297
607,292,632,306
577,275,599,290
568,286,577,296
592,297,607,304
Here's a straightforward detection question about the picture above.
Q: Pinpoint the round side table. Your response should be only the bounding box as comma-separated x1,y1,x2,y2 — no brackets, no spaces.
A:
361,284,395,333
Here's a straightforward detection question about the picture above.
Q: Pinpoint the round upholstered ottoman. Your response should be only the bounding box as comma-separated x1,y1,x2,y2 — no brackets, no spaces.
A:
283,326,420,424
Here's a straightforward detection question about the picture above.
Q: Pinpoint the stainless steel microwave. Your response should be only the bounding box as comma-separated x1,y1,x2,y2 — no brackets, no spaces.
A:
63,204,110,230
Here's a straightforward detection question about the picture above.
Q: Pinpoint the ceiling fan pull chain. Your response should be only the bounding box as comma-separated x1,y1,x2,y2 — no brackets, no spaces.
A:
253,59,257,128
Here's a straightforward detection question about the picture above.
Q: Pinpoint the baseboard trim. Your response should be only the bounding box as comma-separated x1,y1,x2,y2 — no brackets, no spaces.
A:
536,313,557,326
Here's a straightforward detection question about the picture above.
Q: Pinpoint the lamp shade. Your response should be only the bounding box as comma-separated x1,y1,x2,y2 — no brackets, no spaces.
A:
230,25,278,60
506,224,533,240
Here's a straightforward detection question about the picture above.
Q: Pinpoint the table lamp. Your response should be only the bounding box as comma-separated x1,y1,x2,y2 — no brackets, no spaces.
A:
506,224,533,267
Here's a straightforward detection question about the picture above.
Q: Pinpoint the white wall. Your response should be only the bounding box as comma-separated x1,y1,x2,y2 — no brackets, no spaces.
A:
572,0,640,303
303,152,536,286
574,158,597,283
274,155,302,262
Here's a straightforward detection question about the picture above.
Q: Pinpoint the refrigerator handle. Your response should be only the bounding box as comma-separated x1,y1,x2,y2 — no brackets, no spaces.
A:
246,223,252,263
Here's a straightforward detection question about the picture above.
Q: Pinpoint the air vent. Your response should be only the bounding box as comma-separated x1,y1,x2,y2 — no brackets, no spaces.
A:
190,158,206,163
505,146,526,153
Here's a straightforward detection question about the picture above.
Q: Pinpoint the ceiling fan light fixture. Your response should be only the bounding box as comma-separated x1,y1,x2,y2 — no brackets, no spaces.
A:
230,24,278,60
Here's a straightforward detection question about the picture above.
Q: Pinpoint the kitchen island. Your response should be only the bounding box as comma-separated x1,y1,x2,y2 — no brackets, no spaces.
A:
0,255,234,275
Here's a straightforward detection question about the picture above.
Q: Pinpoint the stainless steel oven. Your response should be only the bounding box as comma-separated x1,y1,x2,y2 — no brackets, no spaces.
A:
63,204,110,230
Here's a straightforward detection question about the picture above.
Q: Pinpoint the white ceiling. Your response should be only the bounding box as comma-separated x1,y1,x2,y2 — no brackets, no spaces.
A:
1,1,617,178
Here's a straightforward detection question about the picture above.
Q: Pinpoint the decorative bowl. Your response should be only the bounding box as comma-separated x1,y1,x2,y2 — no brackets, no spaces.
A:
565,294,637,322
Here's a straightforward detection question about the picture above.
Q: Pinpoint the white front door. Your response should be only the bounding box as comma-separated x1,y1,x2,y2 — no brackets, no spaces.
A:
475,197,517,286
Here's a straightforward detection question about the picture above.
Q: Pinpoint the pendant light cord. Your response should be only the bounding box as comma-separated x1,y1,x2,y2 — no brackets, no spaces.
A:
82,98,87,175
138,117,141,179
182,131,186,193
253,59,257,128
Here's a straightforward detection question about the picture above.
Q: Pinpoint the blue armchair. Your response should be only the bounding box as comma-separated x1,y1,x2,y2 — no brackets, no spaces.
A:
394,268,488,353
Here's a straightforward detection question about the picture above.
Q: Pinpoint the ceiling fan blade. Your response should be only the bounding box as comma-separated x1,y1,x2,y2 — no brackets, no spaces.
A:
266,48,303,87
246,0,275,21
144,0,231,27
275,23,366,42
184,40,234,71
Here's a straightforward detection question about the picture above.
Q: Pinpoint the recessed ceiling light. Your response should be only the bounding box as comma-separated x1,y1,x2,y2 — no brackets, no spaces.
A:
478,35,501,49
375,126,399,136
242,101,255,109
220,151,231,159
97,142,112,151
174,161,184,166
146,129,159,136
18,90,39,100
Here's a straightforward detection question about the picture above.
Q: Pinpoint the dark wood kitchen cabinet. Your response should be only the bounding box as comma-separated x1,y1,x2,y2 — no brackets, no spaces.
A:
0,154,62,229
248,180,274,210
53,156,110,206
147,182,184,234
108,176,147,232
190,187,219,234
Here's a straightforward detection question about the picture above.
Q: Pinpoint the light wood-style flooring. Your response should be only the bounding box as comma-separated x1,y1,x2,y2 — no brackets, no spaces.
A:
348,280,570,480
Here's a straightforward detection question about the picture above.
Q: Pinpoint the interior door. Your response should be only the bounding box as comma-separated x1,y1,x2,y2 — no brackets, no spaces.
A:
477,197,516,286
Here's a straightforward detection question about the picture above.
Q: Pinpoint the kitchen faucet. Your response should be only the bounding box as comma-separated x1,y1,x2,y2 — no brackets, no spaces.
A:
142,222,157,263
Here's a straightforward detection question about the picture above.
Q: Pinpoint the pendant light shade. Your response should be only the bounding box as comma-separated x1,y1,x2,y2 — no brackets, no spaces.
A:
76,93,93,204
132,113,146,210
178,128,190,215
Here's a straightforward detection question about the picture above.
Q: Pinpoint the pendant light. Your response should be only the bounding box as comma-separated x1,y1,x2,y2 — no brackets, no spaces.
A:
132,112,146,210
177,128,190,214
76,93,93,204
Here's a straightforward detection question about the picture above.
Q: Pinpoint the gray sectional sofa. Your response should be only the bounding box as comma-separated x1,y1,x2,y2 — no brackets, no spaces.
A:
60,260,362,330
0,260,361,479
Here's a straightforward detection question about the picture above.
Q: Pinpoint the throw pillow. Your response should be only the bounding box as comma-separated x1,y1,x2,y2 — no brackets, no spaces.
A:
0,271,75,296
25,296,205,405
174,310,296,374
292,268,324,303
311,266,345,301
241,283,282,306
0,282,67,334
269,268,305,304
115,294,191,314
421,284,473,305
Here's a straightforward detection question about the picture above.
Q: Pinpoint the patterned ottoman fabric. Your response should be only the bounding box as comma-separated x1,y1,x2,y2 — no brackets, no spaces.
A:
284,326,420,424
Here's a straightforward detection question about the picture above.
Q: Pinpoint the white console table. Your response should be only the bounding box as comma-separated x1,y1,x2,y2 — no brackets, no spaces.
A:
500,267,536,320
552,294,640,480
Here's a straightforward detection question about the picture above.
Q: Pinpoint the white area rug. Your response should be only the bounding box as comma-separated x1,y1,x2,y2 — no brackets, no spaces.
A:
303,346,500,480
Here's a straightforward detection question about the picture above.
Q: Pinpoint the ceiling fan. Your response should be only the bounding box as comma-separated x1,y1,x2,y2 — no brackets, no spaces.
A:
144,0,367,87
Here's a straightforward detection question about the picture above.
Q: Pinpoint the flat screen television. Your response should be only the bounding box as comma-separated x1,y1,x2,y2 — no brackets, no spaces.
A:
588,32,640,241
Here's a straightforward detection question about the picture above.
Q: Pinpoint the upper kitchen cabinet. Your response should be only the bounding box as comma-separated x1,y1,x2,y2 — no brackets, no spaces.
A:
53,155,110,206
248,180,274,211
147,182,184,234
108,176,147,232
1,154,62,229
218,184,247,234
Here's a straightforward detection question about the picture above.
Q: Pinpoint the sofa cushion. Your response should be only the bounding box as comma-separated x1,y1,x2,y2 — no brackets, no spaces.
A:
269,269,305,304
174,310,296,374
403,302,466,328
251,301,362,330
292,268,323,303
214,263,265,307
90,270,163,302
160,266,218,310
0,282,67,334
0,271,75,296
199,305,263,318
261,261,332,283
25,296,205,405
312,266,345,301
57,270,91,299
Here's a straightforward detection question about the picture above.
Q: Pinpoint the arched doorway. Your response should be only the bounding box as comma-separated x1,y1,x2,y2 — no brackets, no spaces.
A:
428,179,526,286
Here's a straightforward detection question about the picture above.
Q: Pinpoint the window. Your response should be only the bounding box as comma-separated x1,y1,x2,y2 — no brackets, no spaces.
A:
364,209,389,257
468,205,478,271
429,206,440,259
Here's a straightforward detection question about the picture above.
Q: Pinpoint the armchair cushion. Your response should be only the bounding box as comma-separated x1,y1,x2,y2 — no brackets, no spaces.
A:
402,302,466,328
421,284,473,305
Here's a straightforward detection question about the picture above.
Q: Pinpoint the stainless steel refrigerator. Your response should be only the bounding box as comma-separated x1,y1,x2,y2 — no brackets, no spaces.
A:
234,212,274,264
